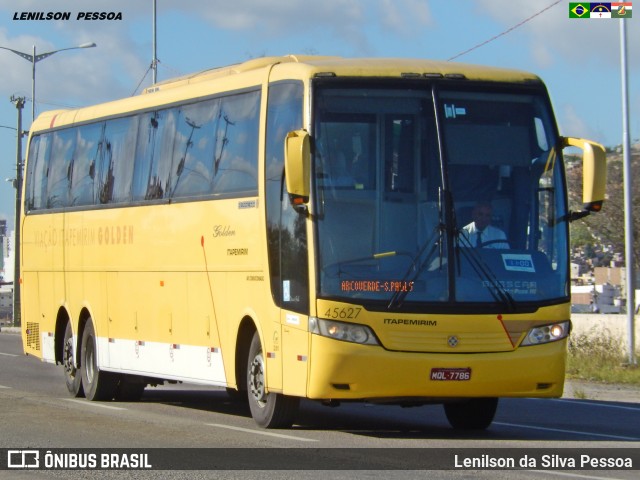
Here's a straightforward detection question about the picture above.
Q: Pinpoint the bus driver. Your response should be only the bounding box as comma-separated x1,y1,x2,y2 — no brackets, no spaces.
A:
460,201,508,249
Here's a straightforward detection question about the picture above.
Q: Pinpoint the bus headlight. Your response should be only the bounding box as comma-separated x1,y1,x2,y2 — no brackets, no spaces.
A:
309,318,379,346
521,321,571,346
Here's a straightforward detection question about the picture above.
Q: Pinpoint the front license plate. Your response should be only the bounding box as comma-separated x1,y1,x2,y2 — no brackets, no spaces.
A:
430,367,471,381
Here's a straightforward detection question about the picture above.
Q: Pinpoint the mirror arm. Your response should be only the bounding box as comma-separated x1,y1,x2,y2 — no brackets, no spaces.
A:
566,210,590,223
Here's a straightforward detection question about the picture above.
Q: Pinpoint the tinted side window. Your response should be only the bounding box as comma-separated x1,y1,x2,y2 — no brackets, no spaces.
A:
133,110,176,201
265,82,306,312
71,123,103,206
25,89,261,211
169,98,221,199
211,91,260,195
25,134,51,211
47,129,76,208
100,116,137,204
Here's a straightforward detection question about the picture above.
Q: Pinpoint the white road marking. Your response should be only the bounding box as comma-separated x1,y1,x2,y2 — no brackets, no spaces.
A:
495,422,639,441
552,398,640,412
207,423,317,442
0,385,10,389
0,352,18,357
65,398,127,411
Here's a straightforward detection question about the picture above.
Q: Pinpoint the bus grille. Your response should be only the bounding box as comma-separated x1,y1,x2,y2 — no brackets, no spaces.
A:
383,330,513,353
26,322,41,351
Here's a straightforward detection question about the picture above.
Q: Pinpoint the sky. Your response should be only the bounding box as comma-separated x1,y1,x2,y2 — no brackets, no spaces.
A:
0,0,638,232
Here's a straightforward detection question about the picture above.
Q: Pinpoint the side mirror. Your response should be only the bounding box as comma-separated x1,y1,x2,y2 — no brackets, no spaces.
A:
561,136,606,213
284,129,310,207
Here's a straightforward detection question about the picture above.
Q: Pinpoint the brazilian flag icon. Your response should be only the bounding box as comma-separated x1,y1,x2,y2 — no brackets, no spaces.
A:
570,2,590,17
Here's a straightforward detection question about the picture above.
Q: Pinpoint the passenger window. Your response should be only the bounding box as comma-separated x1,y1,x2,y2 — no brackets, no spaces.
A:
26,134,51,211
169,98,221,199
211,91,260,195
71,123,104,206
100,116,137,204
47,129,76,208
133,110,175,201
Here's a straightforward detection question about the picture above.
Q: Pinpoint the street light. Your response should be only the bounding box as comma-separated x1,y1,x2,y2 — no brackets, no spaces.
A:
0,42,96,123
0,97,27,326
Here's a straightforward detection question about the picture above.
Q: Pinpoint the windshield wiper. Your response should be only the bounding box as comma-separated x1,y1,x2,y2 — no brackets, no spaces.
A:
324,251,416,277
387,224,443,310
455,232,516,312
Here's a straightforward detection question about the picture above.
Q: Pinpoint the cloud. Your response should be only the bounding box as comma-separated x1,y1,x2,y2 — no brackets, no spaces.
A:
161,0,431,55
469,0,639,70
379,0,433,35
559,103,602,141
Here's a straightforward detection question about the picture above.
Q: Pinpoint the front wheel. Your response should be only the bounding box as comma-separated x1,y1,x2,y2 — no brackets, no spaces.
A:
247,332,299,428
444,398,498,430
63,322,84,397
81,319,118,401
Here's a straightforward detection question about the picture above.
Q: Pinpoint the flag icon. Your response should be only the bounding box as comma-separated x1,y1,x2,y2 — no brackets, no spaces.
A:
569,2,591,17
612,2,633,17
590,3,612,18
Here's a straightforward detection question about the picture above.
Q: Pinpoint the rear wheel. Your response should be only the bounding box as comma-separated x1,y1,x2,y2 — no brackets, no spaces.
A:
63,322,84,397
247,331,299,428
444,397,498,430
81,319,118,401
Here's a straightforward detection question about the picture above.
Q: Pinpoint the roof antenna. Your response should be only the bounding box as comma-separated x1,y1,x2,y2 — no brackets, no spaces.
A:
151,0,158,84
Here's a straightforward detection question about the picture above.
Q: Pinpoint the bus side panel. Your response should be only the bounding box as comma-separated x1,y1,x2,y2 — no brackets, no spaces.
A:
105,271,139,370
37,272,59,362
103,270,228,384
75,270,109,362
281,312,309,397
186,271,223,355
21,271,42,358
21,213,64,362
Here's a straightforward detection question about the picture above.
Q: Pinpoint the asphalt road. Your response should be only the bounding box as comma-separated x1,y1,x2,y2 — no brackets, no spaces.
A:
1,331,639,479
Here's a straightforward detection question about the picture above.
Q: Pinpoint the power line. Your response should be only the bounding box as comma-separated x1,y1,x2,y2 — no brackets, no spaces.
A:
132,66,152,96
447,0,563,61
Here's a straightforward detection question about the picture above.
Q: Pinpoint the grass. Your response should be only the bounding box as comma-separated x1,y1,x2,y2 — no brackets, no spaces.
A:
566,327,640,385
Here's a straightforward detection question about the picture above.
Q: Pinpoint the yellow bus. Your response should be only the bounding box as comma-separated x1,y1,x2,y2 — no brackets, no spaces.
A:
21,55,606,429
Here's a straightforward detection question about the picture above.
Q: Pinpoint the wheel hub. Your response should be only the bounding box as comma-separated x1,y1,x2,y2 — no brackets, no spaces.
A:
249,353,266,405
64,339,76,376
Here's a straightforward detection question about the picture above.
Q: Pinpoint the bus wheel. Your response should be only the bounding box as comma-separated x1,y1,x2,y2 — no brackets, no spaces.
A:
247,332,299,428
80,319,118,401
63,322,84,397
444,398,498,430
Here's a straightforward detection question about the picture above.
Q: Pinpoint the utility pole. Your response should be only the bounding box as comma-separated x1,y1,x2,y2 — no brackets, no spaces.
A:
152,0,158,84
619,19,636,365
9,95,25,327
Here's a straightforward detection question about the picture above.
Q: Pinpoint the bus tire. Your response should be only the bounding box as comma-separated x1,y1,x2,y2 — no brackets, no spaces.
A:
247,331,299,428
444,397,498,430
63,322,84,397
81,319,118,401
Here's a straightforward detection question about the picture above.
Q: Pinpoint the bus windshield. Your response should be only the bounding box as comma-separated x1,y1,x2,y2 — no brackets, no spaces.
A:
313,82,568,311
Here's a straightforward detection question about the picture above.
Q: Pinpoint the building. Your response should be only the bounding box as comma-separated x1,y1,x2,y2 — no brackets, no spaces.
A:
0,225,14,324
0,219,6,282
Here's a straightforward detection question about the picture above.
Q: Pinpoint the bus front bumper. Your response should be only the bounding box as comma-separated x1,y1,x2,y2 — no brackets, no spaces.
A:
306,334,566,401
